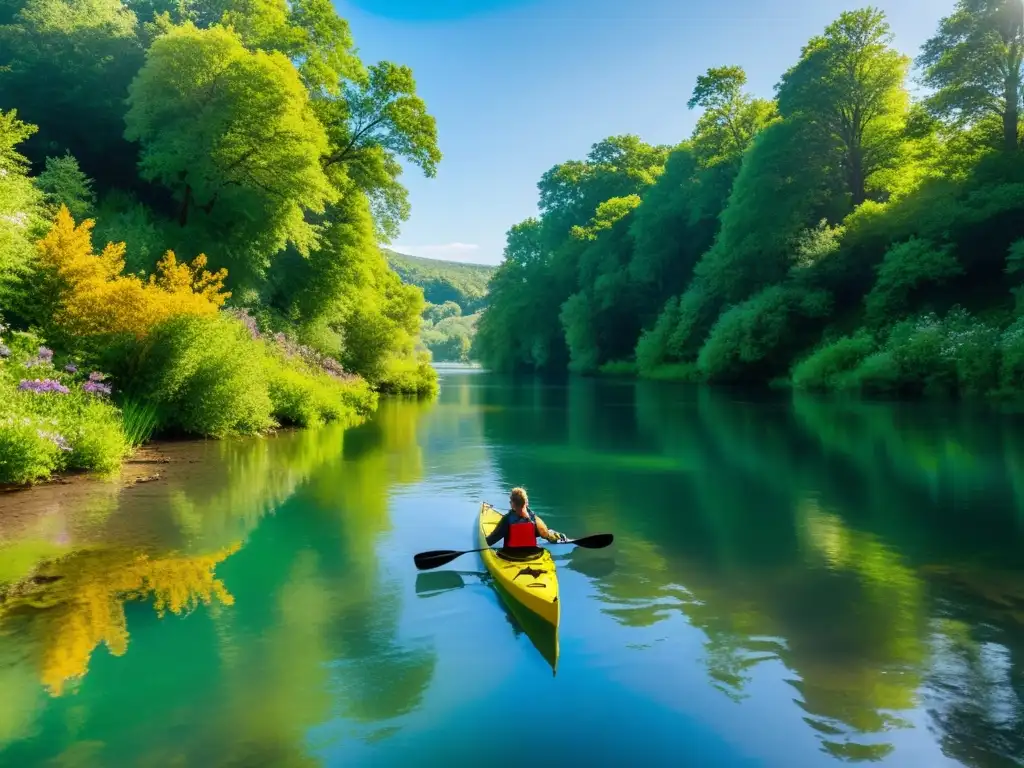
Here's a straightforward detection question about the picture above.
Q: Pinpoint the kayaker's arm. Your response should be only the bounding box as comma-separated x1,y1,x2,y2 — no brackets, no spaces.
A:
534,515,561,543
485,514,509,547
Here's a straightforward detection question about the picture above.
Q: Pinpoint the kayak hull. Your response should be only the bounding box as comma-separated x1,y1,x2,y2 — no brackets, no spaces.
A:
478,501,560,628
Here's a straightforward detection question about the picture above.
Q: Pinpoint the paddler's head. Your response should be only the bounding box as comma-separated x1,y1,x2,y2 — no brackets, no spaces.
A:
509,487,529,517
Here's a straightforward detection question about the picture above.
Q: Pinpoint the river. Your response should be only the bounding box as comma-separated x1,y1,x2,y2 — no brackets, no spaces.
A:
0,367,1022,767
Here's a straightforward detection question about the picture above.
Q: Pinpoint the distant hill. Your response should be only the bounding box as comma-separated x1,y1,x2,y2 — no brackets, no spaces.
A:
383,249,496,315
383,249,497,364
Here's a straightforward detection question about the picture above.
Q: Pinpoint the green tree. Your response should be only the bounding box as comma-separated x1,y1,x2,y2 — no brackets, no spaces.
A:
475,218,567,372
317,61,441,242
0,109,44,317
918,0,1024,153
0,0,145,186
688,65,778,168
425,301,461,323
124,22,337,283
628,67,778,361
34,154,95,220
777,7,911,206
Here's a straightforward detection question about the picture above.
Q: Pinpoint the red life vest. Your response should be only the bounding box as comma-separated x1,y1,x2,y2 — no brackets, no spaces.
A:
506,520,538,548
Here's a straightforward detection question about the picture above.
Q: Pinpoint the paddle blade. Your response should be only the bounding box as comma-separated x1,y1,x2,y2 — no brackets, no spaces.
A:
569,533,614,549
413,549,465,570
416,570,466,595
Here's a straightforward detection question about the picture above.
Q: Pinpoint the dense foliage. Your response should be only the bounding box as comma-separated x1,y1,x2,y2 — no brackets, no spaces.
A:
0,0,442,483
385,249,495,362
475,2,1024,401
384,250,493,312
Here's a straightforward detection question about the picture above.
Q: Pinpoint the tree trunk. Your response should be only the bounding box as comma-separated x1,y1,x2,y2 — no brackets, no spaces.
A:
1005,74,1020,152
847,145,866,206
178,183,192,227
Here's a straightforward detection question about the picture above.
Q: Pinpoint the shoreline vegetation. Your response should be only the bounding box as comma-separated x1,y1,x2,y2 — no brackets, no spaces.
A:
474,3,1024,404
0,0,444,486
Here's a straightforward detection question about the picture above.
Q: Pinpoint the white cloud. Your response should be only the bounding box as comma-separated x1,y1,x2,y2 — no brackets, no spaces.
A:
390,242,484,262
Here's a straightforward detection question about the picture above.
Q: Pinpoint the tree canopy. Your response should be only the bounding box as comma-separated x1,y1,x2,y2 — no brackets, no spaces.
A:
476,3,1024,403
0,0,443,395
918,0,1024,152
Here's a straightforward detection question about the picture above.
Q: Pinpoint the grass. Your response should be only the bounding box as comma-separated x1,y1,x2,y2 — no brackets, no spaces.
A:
119,397,159,448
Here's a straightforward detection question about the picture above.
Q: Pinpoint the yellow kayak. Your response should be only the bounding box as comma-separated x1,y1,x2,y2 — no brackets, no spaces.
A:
478,501,560,628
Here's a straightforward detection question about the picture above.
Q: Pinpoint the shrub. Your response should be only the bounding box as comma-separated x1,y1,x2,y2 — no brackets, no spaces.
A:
837,308,1002,398
947,320,1002,397
35,206,229,344
0,416,64,485
635,296,680,374
697,285,832,383
864,238,962,325
791,331,876,392
0,332,127,484
264,350,375,428
377,354,439,397
885,313,958,396
1000,317,1024,394
102,314,378,439
845,350,902,395
667,284,719,363
104,314,275,438
598,360,637,376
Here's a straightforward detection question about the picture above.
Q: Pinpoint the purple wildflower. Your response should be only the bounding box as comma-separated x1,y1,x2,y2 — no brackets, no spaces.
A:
37,346,53,363
88,371,106,383
0,344,9,359
229,308,261,340
37,429,72,452
83,380,112,396
18,378,70,394
65,363,78,374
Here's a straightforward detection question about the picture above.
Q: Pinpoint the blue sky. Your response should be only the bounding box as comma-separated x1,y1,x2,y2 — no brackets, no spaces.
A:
335,0,950,265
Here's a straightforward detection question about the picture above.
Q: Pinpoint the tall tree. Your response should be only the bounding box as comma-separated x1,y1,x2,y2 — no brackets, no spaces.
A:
918,0,1024,152
123,22,337,282
474,218,567,371
688,65,778,167
316,60,441,242
776,7,910,206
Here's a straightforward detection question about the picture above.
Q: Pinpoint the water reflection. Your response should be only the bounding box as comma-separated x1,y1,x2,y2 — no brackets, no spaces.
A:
2,372,1023,766
0,396,440,765
479,376,1024,766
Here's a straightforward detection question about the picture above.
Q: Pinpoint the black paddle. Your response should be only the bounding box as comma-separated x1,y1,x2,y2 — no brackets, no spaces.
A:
413,532,614,571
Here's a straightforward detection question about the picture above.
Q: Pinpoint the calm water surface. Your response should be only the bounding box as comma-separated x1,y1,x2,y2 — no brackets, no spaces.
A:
1,369,1023,767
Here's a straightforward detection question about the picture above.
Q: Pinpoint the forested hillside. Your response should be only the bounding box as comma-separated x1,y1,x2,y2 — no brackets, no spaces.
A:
0,0,441,484
384,250,494,312
476,2,1024,400
384,249,495,362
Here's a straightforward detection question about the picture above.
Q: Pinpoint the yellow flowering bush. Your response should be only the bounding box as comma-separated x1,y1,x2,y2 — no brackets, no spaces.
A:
36,206,230,340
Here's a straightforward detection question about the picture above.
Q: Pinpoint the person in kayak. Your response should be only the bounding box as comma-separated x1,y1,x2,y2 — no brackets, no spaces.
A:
486,487,567,549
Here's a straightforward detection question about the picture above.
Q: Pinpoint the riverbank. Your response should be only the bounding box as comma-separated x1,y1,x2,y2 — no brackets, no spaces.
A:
594,347,1024,405
0,0,446,488
0,208,437,488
